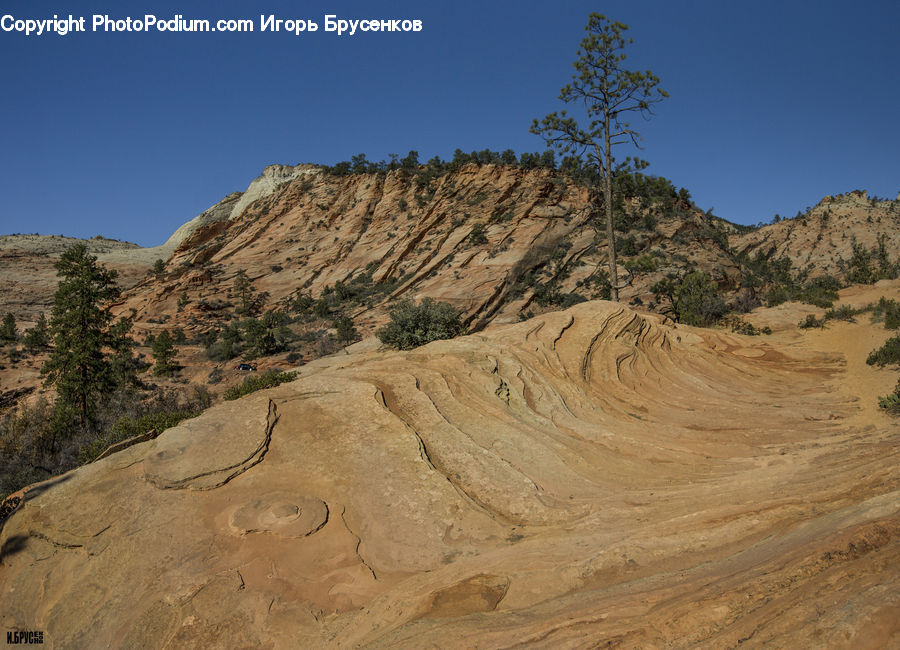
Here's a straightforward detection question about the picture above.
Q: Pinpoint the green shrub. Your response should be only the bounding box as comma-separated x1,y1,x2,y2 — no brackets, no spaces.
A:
824,304,865,321
77,409,198,464
468,223,488,246
377,298,465,350
867,335,900,367
842,234,899,285
878,379,900,415
533,281,587,309
223,370,298,401
616,235,638,257
873,297,900,330
0,313,16,343
623,254,659,274
333,314,358,343
799,274,841,308
729,318,769,336
799,314,825,329
653,272,726,327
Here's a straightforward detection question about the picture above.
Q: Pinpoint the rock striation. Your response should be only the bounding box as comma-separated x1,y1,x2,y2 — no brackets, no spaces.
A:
2,299,897,647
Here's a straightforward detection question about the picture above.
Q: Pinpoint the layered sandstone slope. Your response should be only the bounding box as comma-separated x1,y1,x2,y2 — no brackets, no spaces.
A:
117,163,599,331
2,297,897,647
0,235,150,326
116,166,900,340
3,165,898,341
733,190,900,276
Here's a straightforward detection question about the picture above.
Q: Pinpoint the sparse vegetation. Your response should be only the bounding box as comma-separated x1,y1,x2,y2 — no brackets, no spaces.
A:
0,313,16,343
823,304,869,322
652,271,727,327
151,330,178,376
23,313,50,352
738,252,841,309
799,314,825,329
878,378,900,415
223,370,298,401
333,314,358,343
728,318,771,336
872,297,900,330
377,298,465,350
0,386,210,501
841,234,899,285
468,223,488,246
866,335,900,367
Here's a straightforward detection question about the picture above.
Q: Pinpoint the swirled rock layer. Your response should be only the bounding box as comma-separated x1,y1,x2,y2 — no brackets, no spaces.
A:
1,297,898,648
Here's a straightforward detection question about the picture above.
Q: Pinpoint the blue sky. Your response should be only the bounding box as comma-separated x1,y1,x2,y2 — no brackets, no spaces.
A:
0,0,897,246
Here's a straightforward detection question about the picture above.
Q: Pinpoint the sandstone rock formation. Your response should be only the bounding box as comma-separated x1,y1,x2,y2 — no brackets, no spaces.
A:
112,166,900,341
2,166,898,345
2,298,897,647
733,191,900,276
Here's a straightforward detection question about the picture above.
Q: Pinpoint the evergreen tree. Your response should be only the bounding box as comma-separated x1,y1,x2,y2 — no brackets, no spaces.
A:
234,270,253,315
532,13,667,301
23,313,50,352
220,322,242,360
41,244,120,426
242,311,288,358
333,314,358,343
152,329,177,376
0,313,16,343
108,316,140,387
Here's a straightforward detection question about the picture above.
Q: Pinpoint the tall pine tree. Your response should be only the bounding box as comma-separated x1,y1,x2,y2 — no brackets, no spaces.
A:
531,14,667,301
41,244,121,426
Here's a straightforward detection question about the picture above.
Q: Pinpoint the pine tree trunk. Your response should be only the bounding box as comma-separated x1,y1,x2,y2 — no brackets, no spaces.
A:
604,113,619,302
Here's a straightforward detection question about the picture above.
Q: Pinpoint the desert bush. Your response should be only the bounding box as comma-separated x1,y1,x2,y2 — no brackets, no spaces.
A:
653,272,726,327
223,370,298,401
867,335,900,367
533,281,587,309
872,297,900,330
799,274,842,308
77,408,198,464
616,235,638,257
0,386,210,501
842,234,899,284
824,304,867,322
878,379,900,415
333,314,358,343
468,223,488,246
798,314,825,329
729,318,770,336
377,298,465,350
623,254,659,274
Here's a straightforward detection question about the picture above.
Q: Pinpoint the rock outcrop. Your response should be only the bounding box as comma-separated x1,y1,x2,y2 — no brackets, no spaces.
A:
2,299,897,647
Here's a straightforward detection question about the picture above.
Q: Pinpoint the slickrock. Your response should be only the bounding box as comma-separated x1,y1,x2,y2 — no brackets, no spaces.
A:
2,298,897,647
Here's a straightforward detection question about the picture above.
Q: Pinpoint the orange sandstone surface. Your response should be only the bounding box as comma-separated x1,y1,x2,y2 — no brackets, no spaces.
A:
1,295,897,648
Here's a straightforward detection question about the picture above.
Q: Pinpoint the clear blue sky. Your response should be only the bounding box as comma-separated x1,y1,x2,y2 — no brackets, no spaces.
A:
1,0,897,246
